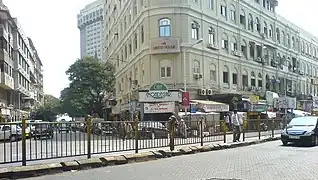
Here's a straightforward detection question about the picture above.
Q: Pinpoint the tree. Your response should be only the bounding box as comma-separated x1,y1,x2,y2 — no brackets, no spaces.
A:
31,94,61,121
60,57,115,118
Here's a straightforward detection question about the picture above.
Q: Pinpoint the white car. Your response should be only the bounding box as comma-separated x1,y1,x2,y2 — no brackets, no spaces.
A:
0,125,22,141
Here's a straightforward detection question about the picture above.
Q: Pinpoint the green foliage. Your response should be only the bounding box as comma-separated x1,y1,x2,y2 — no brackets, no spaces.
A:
31,94,61,121
60,57,115,117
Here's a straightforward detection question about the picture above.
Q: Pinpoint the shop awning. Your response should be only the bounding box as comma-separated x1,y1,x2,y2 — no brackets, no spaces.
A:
191,100,229,112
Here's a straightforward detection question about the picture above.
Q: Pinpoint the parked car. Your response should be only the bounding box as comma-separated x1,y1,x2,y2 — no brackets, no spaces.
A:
137,121,170,139
33,124,54,140
281,116,318,146
0,124,22,141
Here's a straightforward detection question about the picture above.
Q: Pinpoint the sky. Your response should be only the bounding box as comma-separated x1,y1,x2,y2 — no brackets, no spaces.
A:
2,0,318,98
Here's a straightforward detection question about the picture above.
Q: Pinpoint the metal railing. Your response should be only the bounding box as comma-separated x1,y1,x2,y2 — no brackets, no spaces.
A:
0,117,283,165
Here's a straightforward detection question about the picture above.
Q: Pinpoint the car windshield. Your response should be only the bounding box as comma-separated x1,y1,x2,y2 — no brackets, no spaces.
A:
289,117,318,126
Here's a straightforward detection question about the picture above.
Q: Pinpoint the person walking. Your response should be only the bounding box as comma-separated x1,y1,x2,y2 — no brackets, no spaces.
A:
231,110,242,142
225,113,230,131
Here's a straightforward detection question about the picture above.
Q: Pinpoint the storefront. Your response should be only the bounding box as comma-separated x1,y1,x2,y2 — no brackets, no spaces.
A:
139,82,181,121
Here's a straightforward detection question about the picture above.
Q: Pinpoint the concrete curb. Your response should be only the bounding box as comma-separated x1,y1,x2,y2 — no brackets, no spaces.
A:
0,136,281,179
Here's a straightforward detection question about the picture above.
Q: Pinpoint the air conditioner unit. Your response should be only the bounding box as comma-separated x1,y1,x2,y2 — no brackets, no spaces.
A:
207,89,213,95
257,87,262,91
233,51,242,57
193,73,199,79
198,89,206,95
207,44,219,50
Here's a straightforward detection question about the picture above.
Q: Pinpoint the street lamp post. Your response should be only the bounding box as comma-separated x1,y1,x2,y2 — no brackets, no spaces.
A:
183,39,203,115
183,39,204,91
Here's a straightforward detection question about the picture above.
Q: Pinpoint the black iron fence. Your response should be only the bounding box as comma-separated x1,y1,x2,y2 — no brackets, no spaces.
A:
0,117,283,165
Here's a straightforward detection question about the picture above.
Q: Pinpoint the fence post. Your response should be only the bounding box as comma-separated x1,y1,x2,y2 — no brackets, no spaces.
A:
271,118,275,137
169,118,175,151
200,117,203,146
21,118,26,166
220,120,226,143
242,117,246,142
86,115,92,159
134,112,139,153
257,115,261,140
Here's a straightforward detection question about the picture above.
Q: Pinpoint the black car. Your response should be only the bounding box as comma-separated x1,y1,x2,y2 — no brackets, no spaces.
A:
281,116,318,146
33,124,54,140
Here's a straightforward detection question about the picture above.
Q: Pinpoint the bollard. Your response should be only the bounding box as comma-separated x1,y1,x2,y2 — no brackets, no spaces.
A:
221,120,227,143
271,118,275,137
200,118,204,146
86,115,92,159
257,115,261,140
169,118,176,151
242,118,247,142
134,112,139,153
22,119,27,166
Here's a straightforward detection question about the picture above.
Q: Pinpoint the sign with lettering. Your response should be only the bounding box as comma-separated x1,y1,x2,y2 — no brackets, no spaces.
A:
144,102,175,114
150,38,180,54
273,97,296,109
139,82,181,102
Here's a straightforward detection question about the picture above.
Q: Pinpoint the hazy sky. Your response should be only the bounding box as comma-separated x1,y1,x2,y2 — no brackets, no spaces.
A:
2,0,318,98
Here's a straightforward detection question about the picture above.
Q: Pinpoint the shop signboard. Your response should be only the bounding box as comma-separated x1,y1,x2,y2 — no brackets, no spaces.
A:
251,104,267,112
144,102,175,114
139,82,181,102
273,97,296,109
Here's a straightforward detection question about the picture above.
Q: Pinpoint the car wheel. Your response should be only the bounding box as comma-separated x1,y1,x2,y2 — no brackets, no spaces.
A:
151,132,155,140
282,141,288,146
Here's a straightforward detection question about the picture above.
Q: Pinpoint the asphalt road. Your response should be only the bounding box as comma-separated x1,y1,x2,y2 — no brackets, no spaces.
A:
25,140,318,180
0,130,281,166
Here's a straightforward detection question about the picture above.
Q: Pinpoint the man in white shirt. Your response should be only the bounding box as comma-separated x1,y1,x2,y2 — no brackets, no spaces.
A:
231,110,242,142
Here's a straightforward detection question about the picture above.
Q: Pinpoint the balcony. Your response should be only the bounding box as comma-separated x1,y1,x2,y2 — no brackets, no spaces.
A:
0,72,13,90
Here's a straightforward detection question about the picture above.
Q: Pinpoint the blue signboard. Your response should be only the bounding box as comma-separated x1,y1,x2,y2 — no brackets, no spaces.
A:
190,104,197,113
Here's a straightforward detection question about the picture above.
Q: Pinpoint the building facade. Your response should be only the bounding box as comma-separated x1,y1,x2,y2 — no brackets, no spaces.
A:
0,2,43,121
103,0,318,109
77,0,105,60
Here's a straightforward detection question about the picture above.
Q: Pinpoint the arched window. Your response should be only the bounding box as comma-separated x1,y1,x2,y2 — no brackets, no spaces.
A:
191,21,200,40
209,64,216,81
255,17,260,32
263,22,267,36
248,14,253,31
223,65,229,84
269,25,273,38
208,27,215,44
231,36,237,51
251,72,256,87
258,73,263,88
276,28,280,43
159,18,171,37
193,60,200,73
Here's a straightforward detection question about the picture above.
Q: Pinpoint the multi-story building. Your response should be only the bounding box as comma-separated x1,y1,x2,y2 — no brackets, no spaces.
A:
77,0,104,60
0,1,43,121
28,38,44,109
104,0,318,113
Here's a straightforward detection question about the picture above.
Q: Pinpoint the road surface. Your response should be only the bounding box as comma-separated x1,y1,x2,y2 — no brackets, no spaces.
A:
25,140,318,180
0,130,281,166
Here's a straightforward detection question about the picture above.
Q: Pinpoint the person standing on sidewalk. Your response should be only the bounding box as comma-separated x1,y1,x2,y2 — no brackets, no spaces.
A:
231,110,242,142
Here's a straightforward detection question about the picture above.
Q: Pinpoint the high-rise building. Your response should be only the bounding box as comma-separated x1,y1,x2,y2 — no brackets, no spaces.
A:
77,0,104,60
103,0,318,114
0,2,43,121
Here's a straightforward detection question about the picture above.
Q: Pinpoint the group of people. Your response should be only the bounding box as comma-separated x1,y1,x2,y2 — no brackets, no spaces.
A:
225,110,244,142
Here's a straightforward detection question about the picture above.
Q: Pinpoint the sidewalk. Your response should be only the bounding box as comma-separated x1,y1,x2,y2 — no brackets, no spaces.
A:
0,133,279,168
